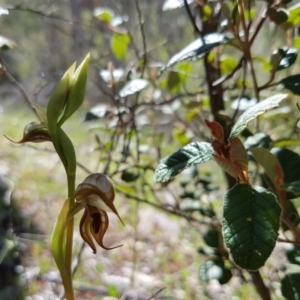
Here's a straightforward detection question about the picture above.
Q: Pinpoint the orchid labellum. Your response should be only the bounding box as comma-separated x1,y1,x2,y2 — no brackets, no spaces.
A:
69,173,124,253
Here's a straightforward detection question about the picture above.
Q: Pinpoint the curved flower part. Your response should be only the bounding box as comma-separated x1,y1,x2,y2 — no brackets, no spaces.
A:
75,173,124,253
5,122,51,144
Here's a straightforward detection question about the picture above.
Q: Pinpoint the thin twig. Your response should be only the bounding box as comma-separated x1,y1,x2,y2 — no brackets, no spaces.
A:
249,271,271,300
8,6,93,29
72,240,86,276
213,4,268,87
213,56,244,86
146,287,166,300
115,187,216,227
231,59,247,122
130,192,140,288
9,4,139,57
136,92,199,108
0,54,36,114
277,237,300,246
183,0,202,36
134,0,147,77
79,157,208,228
238,0,259,102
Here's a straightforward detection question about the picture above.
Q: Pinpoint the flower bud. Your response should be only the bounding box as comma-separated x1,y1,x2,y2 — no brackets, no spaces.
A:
47,63,75,134
58,53,90,127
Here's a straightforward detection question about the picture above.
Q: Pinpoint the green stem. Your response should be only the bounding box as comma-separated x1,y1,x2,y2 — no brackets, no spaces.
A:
52,129,77,300
64,174,76,300
61,272,74,300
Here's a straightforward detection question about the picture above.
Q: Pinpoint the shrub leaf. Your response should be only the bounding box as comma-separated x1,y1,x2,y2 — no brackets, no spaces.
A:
229,94,288,139
119,79,149,98
280,74,300,96
281,273,300,300
154,142,214,182
161,33,228,72
223,184,281,270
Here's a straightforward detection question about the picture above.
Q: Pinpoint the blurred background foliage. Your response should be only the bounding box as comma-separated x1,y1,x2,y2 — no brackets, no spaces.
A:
0,0,194,106
1,0,300,299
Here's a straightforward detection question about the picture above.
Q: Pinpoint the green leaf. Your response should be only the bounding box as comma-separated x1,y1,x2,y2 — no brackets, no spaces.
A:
294,37,300,49
121,169,140,182
253,56,271,65
229,94,288,139
110,16,123,27
291,197,300,210
166,62,191,94
281,182,300,195
119,79,149,98
287,246,300,265
244,133,272,150
161,33,228,72
199,259,232,284
221,3,231,22
223,184,281,270
56,128,77,176
281,273,300,300
100,68,124,83
32,102,48,125
271,148,300,183
177,61,192,74
267,7,289,25
179,196,216,216
0,35,16,50
116,183,137,195
199,206,216,218
202,4,212,22
244,8,256,21
288,3,300,25
282,201,300,231
280,75,300,96
84,105,111,121
162,0,194,11
230,4,240,25
198,247,219,256
220,56,238,74
172,127,191,145
271,47,298,71
167,71,181,93
111,33,130,60
231,97,257,111
256,0,274,3
264,106,291,118
203,229,220,248
154,142,214,182
93,7,114,23
107,284,119,297
250,148,284,188
273,139,299,148
0,7,9,16
278,48,297,70
51,199,69,284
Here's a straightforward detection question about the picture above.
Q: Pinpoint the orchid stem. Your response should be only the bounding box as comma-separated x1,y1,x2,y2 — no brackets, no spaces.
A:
64,174,76,300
